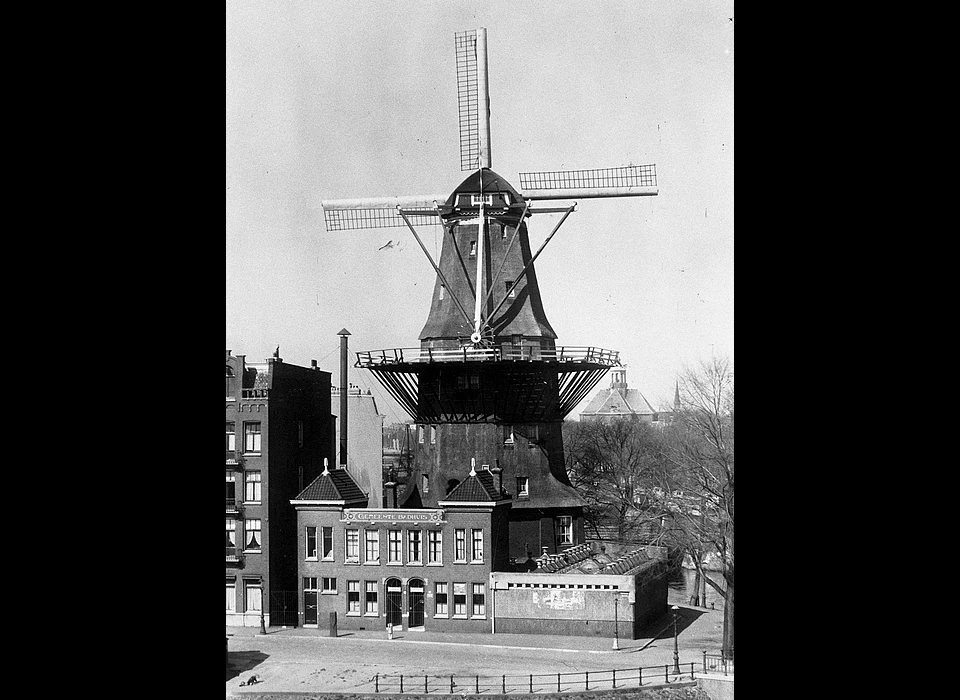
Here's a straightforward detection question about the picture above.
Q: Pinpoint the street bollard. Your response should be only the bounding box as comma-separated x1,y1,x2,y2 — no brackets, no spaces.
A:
387,623,394,640
329,612,337,638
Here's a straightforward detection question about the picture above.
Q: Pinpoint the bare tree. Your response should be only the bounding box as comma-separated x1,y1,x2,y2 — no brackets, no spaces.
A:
659,355,734,659
564,418,668,544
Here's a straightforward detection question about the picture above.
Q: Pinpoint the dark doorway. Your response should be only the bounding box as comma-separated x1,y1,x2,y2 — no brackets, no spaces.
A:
303,591,317,626
386,578,403,627
408,578,425,628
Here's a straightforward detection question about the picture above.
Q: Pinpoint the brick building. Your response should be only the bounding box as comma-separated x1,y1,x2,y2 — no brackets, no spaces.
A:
292,460,510,633
226,349,335,627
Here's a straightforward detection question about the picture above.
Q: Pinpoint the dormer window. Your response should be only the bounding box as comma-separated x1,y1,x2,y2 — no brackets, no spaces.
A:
469,241,477,256
226,366,236,398
471,194,493,206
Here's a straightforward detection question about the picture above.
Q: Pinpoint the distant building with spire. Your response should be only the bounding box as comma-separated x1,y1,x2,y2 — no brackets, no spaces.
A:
578,367,663,424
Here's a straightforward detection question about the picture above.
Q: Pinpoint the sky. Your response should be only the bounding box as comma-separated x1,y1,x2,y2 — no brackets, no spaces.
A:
226,0,734,425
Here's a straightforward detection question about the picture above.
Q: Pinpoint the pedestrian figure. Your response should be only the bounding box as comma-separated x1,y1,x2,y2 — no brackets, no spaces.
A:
239,675,261,687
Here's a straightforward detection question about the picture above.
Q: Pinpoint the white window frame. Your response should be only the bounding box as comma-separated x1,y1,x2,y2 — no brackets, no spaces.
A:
321,577,337,594
345,529,360,563
305,526,318,560
407,529,422,565
364,529,380,564
244,471,262,503
321,526,334,560
244,519,262,552
472,583,486,618
434,582,448,617
387,529,402,564
347,580,361,615
364,581,379,616
427,530,442,565
454,529,467,562
471,529,484,563
558,515,573,545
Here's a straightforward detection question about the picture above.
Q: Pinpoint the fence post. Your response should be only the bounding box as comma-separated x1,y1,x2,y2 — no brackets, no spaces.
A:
424,675,428,693
529,674,533,693
585,671,589,691
475,675,479,694
450,675,454,693
612,669,616,688
664,665,668,683
557,673,561,692
703,651,706,674
375,673,378,693
400,675,403,693
502,675,506,694
638,667,642,687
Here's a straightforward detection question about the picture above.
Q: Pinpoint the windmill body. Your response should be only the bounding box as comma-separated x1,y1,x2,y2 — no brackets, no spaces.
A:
322,28,657,562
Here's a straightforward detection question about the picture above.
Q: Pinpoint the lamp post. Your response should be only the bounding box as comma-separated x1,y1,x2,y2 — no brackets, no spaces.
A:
611,595,620,651
671,605,680,675
259,576,267,635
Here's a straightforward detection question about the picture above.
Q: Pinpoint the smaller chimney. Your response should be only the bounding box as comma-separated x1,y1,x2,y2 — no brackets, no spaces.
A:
311,359,317,369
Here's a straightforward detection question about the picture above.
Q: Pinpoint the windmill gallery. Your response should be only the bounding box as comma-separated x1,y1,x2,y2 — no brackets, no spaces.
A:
228,28,670,639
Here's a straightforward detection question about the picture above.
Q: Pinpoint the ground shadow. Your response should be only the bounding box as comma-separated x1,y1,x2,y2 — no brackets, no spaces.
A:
225,651,269,682
618,605,707,653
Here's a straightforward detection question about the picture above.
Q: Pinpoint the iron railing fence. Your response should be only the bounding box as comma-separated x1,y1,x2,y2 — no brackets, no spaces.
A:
702,651,735,675
356,346,621,367
372,663,697,694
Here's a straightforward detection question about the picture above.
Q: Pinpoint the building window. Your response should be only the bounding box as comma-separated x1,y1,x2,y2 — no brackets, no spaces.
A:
364,581,378,615
244,471,262,503
244,422,262,453
471,529,484,562
457,375,467,390
422,475,429,495
439,285,445,300
472,583,486,617
244,580,262,613
304,576,318,591
226,578,236,612
407,529,422,564
306,526,318,560
503,425,514,444
517,477,529,498
364,530,380,563
430,426,436,444
226,366,236,398
244,519,262,551
435,582,448,616
226,519,237,554
469,240,477,256
322,527,334,560
347,581,360,614
226,422,236,452
558,516,573,545
345,529,359,562
428,530,442,564
322,577,337,594
226,471,237,508
388,530,402,564
453,583,467,617
505,281,515,298
454,529,467,562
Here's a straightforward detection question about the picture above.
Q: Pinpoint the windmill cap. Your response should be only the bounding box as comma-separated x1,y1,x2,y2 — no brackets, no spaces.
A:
338,328,351,336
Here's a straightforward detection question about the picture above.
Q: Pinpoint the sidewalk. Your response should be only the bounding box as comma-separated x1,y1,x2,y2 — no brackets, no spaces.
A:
226,602,726,696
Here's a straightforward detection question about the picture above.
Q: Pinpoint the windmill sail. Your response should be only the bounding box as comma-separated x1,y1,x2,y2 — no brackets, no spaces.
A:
519,164,658,200
455,29,491,171
321,195,445,231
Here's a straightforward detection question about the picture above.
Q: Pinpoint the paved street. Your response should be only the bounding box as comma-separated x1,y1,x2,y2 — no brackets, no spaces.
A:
226,589,726,697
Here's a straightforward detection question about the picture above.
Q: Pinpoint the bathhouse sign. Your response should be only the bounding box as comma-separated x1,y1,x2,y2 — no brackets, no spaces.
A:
340,508,446,525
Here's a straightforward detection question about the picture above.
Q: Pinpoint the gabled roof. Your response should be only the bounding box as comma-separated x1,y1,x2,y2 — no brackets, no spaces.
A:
439,467,504,504
580,387,655,417
293,467,367,505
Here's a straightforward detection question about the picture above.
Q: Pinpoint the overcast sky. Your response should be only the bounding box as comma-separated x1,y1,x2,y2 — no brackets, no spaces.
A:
226,0,734,424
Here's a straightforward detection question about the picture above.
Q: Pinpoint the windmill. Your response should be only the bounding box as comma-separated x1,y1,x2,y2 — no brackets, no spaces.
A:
321,29,659,559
